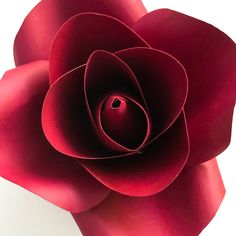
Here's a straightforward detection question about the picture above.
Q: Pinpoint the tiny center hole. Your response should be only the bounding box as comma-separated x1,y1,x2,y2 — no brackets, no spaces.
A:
111,98,121,109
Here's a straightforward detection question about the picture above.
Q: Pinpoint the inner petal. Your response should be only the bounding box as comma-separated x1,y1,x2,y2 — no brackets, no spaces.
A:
84,49,148,123
98,94,151,151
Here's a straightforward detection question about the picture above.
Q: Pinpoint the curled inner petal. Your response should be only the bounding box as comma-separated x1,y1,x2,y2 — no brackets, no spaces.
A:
98,94,151,151
84,49,150,153
115,47,188,144
42,65,125,159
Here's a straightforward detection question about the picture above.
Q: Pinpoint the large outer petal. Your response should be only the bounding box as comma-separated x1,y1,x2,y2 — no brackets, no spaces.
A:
79,113,189,196
73,158,225,236
134,9,236,165
0,61,109,213
14,0,147,66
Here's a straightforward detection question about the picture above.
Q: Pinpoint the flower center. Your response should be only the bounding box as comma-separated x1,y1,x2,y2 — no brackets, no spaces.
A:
98,94,151,151
111,98,121,109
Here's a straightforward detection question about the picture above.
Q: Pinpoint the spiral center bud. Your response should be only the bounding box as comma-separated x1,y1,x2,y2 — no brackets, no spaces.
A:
99,94,150,151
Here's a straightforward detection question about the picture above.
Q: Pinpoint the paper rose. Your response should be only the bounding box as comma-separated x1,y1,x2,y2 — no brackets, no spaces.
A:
0,0,236,235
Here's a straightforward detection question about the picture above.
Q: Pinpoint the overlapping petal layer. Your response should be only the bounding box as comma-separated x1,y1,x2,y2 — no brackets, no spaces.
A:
85,50,147,115
74,158,225,236
14,0,147,66
134,9,236,165
49,13,149,84
98,94,150,151
115,47,188,141
79,113,189,196
0,61,110,212
85,50,150,151
42,64,124,158
2,4,233,236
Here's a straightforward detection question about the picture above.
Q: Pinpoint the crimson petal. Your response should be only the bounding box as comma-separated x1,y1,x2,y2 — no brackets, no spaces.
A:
14,0,147,66
0,61,109,212
134,9,236,165
84,50,150,151
115,47,188,141
98,94,151,152
42,65,123,159
79,112,189,196
49,13,149,84
73,158,225,236
85,50,147,113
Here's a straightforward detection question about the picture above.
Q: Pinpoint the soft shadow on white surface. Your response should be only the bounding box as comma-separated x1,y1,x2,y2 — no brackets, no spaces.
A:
0,1,235,236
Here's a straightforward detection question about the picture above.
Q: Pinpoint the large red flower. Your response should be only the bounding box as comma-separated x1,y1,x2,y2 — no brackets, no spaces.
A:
0,1,235,235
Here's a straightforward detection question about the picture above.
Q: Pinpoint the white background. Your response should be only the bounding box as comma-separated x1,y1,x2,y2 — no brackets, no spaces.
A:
0,1,235,235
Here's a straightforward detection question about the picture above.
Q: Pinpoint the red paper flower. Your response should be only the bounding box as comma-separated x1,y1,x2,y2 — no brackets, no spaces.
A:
0,1,235,235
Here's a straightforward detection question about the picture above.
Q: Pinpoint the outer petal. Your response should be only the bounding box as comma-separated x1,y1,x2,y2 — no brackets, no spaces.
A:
0,61,109,213
73,158,225,236
14,0,147,66
50,13,149,84
79,112,189,196
134,9,236,165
